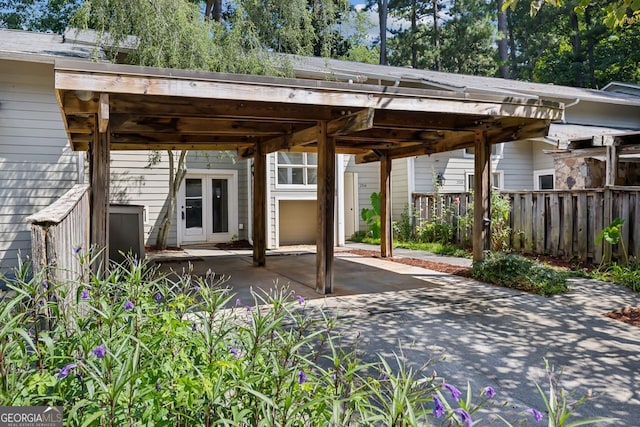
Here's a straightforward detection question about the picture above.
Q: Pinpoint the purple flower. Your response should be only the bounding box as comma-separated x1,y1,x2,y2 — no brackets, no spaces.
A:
298,370,307,384
73,246,81,254
57,363,77,380
483,386,496,398
433,396,445,418
443,383,462,402
81,289,90,300
154,292,163,303
155,381,161,391
454,408,472,427
191,323,197,332
92,344,106,359
193,285,200,292
297,295,305,305
230,348,239,358
246,306,251,312
123,299,134,311
526,408,543,423
235,298,242,306
42,281,48,289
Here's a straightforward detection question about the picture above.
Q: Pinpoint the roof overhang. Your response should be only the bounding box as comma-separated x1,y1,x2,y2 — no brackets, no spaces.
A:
54,59,563,163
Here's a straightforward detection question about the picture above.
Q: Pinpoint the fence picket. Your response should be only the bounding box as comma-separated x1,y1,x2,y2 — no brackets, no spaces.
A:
411,188,631,263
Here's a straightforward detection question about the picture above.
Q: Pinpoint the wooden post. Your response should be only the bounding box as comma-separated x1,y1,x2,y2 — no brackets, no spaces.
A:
473,131,491,262
316,121,335,294
253,147,267,266
90,121,110,275
605,144,618,186
380,154,392,258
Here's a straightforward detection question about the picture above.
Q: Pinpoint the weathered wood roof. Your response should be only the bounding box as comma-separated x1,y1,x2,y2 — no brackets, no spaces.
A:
54,59,562,163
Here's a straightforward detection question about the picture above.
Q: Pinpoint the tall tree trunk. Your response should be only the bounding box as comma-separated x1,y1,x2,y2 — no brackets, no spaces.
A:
155,150,187,250
205,0,222,22
497,0,509,78
411,0,418,68
569,10,584,87
506,7,518,79
432,0,440,71
379,0,388,65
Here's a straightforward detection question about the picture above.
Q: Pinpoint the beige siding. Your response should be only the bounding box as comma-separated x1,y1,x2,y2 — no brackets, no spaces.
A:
0,60,79,275
345,158,379,231
391,158,409,219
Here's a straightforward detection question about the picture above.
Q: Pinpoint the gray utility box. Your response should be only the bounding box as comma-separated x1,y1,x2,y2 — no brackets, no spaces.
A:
109,205,145,264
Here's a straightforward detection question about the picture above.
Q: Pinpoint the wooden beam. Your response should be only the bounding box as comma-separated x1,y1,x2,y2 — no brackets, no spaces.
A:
110,132,254,145
473,131,491,262
253,147,267,267
90,121,110,275
261,108,374,154
61,90,99,113
109,94,336,121
316,121,335,294
55,68,563,120
380,154,392,258
110,115,301,135
98,93,109,133
110,143,253,151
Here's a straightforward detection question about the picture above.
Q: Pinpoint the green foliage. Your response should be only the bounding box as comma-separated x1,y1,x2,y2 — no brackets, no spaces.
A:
472,252,570,296
393,205,415,243
590,258,640,292
0,0,82,32
461,191,512,251
501,359,618,427
0,254,448,425
360,192,382,239
596,218,628,264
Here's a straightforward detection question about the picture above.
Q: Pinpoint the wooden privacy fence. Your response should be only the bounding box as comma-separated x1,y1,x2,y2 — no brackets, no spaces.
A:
27,184,90,288
412,187,640,264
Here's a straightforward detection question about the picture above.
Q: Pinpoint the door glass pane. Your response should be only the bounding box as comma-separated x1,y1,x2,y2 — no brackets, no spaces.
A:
185,178,203,229
211,179,228,233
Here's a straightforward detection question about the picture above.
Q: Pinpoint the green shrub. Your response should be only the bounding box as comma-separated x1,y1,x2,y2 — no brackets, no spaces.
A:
360,192,381,239
393,205,415,242
472,252,570,296
461,191,512,251
591,259,640,292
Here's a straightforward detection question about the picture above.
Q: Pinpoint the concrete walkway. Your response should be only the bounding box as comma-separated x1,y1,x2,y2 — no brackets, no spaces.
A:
151,244,640,425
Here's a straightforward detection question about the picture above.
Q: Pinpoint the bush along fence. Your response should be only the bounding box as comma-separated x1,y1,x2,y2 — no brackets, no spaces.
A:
412,187,640,264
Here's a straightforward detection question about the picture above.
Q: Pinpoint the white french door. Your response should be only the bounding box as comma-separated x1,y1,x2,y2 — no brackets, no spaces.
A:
180,171,237,244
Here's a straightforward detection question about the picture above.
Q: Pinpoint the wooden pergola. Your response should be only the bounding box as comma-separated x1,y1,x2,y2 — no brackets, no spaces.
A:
54,60,563,294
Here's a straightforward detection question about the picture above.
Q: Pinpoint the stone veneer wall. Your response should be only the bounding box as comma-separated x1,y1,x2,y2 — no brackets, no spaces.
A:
554,157,605,190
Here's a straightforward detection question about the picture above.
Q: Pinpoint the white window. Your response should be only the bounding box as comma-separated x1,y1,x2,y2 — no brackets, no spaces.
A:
465,171,504,191
463,143,504,159
276,152,317,186
534,169,555,190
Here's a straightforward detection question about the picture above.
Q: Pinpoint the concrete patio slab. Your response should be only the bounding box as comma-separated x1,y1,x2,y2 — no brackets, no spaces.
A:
150,246,640,426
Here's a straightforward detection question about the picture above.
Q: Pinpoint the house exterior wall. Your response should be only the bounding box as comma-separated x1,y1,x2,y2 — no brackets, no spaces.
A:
413,141,536,195
0,59,79,274
110,150,249,248
345,157,379,231
391,158,410,218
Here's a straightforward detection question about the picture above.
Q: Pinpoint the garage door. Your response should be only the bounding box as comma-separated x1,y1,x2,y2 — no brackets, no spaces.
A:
278,200,317,245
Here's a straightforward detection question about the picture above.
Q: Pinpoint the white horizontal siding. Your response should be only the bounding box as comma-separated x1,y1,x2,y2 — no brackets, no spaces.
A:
391,158,409,220
533,140,555,171
345,158,379,231
0,59,79,274
110,150,250,247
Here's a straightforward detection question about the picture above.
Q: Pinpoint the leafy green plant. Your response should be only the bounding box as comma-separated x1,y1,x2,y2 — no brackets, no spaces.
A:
596,218,628,265
393,205,415,243
361,191,381,239
461,190,512,251
500,360,617,427
589,258,640,292
472,252,569,296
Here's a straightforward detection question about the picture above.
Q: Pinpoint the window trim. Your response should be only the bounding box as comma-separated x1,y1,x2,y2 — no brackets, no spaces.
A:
533,169,555,190
465,170,504,191
275,152,318,189
462,143,504,160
